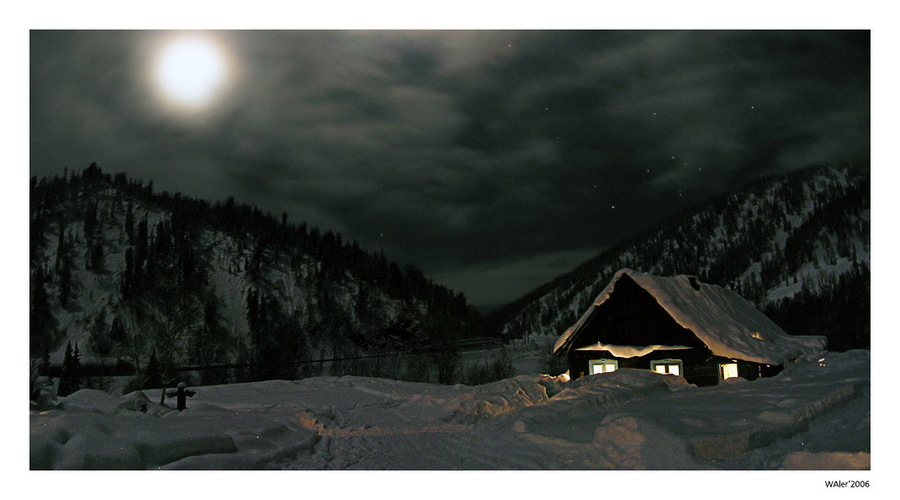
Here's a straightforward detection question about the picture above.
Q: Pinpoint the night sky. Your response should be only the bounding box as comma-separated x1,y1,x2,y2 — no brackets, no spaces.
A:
29,30,870,310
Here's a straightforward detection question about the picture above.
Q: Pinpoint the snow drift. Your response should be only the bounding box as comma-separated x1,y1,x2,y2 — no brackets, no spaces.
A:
30,350,868,470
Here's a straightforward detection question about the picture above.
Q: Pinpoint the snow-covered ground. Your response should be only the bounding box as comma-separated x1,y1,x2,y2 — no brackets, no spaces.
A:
31,349,869,474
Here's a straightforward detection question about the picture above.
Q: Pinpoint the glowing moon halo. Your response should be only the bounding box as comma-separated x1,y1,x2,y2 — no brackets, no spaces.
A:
154,35,228,110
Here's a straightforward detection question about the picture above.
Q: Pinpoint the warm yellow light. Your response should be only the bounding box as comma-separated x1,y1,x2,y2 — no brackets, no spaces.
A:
721,363,739,380
655,365,667,374
591,362,617,375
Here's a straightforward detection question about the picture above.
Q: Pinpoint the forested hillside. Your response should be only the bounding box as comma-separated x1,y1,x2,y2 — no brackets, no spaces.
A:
491,163,870,352
30,164,490,389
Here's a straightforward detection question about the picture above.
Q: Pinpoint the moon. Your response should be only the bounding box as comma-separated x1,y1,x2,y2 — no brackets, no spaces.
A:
153,35,230,111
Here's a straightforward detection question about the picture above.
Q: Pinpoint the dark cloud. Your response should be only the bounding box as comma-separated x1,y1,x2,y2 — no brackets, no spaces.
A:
30,30,870,309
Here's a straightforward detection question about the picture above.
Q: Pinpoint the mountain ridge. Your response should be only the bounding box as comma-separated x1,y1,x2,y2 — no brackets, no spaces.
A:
489,162,870,352
30,164,490,386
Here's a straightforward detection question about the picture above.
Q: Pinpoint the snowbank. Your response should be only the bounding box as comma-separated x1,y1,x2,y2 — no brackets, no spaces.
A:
437,375,567,423
30,350,869,470
31,383,319,469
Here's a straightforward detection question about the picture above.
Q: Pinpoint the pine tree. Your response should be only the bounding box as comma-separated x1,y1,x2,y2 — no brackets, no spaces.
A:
83,202,98,241
58,341,81,397
122,247,134,300
59,255,72,307
124,203,134,243
135,215,148,276
54,225,65,274
57,342,72,397
90,309,112,357
71,343,82,393
90,240,105,273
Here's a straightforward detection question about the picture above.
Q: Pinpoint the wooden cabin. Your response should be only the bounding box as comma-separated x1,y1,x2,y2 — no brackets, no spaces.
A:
553,269,827,386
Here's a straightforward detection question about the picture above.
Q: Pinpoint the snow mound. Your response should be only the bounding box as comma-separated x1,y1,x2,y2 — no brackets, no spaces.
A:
490,369,691,447
440,375,567,423
31,382,319,469
591,415,698,469
550,369,690,412
30,350,869,470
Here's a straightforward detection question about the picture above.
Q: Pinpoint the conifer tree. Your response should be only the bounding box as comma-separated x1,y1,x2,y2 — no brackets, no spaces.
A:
90,309,112,357
90,239,105,273
71,343,82,393
58,341,81,397
124,203,134,243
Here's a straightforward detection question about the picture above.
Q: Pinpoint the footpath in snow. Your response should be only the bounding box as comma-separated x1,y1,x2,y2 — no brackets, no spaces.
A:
30,350,869,470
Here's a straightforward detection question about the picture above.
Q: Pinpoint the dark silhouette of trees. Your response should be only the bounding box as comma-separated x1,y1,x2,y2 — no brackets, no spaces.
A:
57,341,82,397
30,265,57,357
30,162,499,387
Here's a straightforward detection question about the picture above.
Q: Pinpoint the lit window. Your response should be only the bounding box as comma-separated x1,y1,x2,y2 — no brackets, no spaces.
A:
650,359,683,377
720,363,739,380
589,359,618,375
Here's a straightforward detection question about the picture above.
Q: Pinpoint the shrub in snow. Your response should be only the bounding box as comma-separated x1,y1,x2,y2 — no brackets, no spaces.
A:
461,348,516,386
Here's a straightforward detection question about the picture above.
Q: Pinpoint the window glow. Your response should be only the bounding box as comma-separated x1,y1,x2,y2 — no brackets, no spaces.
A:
589,359,617,375
721,363,739,380
651,359,683,377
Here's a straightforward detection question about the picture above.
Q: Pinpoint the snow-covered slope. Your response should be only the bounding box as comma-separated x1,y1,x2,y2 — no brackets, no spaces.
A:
30,166,484,385
30,349,869,470
494,163,869,351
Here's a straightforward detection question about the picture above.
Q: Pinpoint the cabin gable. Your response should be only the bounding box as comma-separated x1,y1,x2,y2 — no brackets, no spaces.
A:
570,274,707,351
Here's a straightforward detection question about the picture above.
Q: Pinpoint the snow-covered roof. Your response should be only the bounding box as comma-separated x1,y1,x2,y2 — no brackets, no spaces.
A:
554,269,827,365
